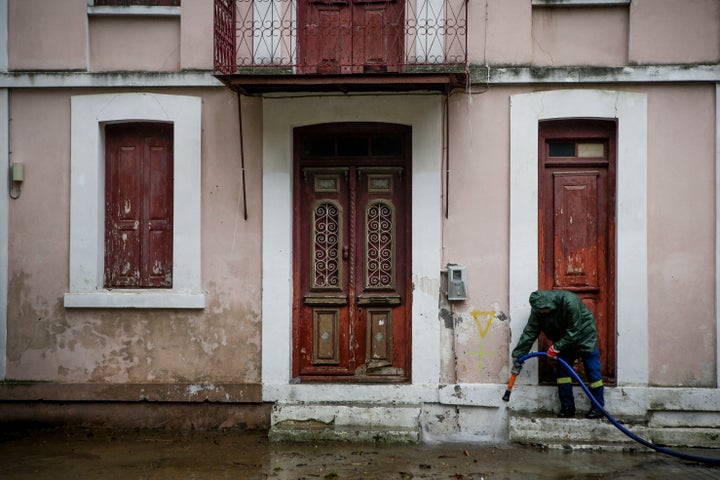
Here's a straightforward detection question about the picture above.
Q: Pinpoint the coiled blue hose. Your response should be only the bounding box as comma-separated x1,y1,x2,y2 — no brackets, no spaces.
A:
516,351,720,465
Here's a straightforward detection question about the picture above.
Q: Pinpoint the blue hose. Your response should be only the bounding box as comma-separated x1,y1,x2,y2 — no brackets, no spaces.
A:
516,351,720,465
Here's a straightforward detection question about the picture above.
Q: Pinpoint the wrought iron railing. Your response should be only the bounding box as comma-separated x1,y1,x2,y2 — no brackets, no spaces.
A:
214,0,467,74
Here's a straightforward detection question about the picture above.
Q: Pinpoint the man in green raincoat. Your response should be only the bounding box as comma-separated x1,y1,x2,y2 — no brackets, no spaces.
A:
511,290,605,419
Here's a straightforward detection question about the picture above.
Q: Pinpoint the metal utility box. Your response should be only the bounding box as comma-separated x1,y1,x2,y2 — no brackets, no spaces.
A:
447,264,467,301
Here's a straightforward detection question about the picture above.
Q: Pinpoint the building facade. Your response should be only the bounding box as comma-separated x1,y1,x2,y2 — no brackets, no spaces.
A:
1,0,719,445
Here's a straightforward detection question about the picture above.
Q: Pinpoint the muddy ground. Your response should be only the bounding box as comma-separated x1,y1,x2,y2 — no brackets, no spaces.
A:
1,428,719,479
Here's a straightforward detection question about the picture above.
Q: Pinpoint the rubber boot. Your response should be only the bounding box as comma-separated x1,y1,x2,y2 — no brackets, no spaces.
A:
557,382,575,418
585,386,604,419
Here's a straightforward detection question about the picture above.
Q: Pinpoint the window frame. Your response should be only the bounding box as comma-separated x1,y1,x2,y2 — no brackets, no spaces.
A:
65,93,204,309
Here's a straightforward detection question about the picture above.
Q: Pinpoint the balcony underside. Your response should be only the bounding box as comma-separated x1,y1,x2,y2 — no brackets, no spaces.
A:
215,71,467,94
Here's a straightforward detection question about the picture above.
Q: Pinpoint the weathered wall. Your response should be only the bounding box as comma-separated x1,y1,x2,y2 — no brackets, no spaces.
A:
89,17,181,72
180,0,214,70
443,84,717,388
6,87,263,387
466,0,532,66
441,87,524,384
629,0,720,65
469,0,720,68
531,6,629,67
8,0,87,70
646,84,717,386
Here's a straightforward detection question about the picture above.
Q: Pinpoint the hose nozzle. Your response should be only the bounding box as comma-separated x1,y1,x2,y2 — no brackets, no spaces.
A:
502,372,518,402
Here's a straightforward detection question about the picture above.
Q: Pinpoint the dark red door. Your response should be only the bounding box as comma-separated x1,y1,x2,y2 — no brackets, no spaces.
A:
105,123,173,288
538,120,616,384
298,0,404,74
293,124,411,382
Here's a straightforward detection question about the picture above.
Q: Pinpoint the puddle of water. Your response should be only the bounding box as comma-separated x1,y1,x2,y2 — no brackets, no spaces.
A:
1,427,716,479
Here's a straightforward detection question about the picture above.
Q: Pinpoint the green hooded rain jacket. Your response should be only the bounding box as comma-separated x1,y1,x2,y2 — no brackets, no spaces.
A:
511,290,598,358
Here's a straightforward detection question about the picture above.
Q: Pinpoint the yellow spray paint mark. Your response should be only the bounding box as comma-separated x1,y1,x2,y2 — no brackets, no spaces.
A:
470,310,496,370
471,310,495,338
471,345,495,371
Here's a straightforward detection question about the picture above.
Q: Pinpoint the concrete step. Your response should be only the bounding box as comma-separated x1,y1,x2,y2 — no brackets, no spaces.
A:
509,413,645,451
269,402,421,443
509,412,720,450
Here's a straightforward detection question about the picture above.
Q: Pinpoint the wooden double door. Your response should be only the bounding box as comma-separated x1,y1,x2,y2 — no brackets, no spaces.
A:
538,120,616,384
298,0,404,74
292,124,411,382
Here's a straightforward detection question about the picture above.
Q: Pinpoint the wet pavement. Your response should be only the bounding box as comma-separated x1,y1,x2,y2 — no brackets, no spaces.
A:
1,428,719,479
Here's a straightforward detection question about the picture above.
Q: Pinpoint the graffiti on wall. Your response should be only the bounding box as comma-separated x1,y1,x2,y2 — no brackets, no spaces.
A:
470,310,495,370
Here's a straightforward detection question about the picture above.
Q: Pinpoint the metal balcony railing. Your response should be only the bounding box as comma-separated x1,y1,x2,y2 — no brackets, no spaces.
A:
214,0,467,75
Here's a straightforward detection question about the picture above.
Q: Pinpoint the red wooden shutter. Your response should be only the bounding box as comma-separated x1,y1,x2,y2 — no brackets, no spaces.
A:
105,123,173,288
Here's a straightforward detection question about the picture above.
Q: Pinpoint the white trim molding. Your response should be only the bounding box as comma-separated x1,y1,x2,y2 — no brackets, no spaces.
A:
261,94,443,401
532,0,630,6
716,83,720,388
0,89,8,379
65,93,204,309
510,89,648,386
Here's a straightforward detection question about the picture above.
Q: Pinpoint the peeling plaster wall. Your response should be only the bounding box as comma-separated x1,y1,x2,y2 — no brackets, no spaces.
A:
6,88,263,386
440,88,524,385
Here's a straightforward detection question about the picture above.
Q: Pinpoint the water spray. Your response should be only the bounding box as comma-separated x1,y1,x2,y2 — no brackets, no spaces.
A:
504,351,720,465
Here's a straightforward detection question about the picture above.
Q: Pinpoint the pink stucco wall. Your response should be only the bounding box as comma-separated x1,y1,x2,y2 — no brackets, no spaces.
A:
646,85,717,386
180,0,214,70
6,88,263,385
89,17,181,72
441,84,717,387
467,0,533,66
8,0,87,70
629,0,720,65
531,6,629,67
442,87,519,384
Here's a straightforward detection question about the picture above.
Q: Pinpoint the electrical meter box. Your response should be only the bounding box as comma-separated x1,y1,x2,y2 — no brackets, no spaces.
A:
447,264,467,301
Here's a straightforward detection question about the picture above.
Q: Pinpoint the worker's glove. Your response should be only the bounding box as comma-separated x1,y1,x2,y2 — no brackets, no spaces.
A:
511,357,523,375
547,344,560,359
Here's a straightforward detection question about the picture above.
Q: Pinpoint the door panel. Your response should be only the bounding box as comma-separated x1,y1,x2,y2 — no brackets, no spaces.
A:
539,120,616,384
293,125,411,382
552,171,600,290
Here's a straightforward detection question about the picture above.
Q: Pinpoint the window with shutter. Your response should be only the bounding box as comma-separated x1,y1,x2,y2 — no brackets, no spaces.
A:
104,123,173,288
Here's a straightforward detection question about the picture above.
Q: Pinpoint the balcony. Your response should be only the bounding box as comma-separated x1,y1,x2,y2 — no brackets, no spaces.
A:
214,0,468,93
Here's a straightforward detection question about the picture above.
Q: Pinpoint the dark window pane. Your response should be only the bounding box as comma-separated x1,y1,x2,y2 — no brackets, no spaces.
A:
371,136,402,156
304,136,335,157
548,142,575,157
338,136,368,156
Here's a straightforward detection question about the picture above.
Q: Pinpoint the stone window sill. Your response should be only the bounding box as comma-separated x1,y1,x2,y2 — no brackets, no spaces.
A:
64,291,205,309
87,5,180,16
532,0,630,6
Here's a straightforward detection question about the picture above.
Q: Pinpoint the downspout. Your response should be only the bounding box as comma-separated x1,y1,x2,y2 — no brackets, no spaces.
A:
0,0,8,380
444,89,450,219
236,88,248,221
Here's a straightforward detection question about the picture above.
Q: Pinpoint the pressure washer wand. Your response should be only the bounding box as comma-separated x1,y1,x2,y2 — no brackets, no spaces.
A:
501,374,517,401
502,360,524,401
